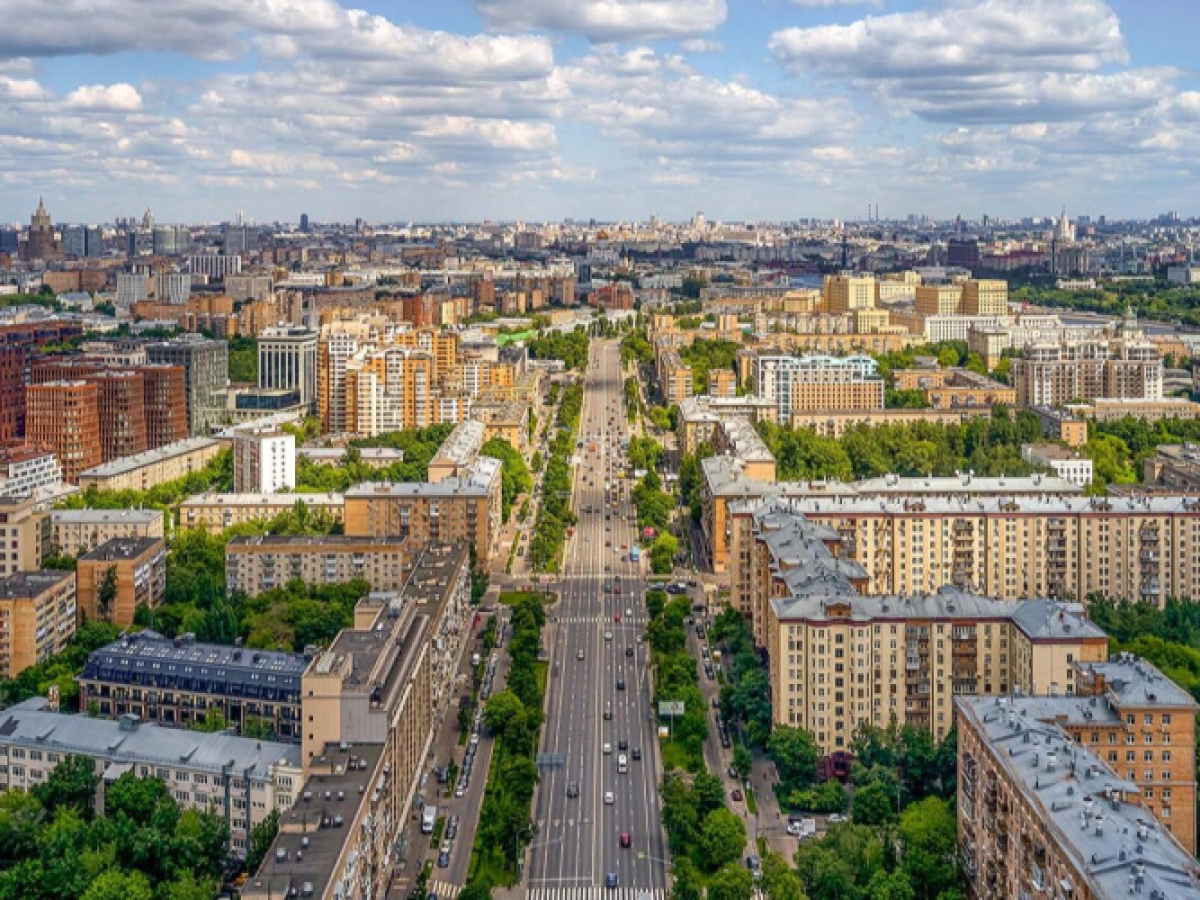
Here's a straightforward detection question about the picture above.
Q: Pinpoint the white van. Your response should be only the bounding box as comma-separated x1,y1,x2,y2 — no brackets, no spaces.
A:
617,754,628,774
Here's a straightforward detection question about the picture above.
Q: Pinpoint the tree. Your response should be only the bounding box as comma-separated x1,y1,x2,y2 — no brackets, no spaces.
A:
81,869,153,900
732,745,753,780
761,853,805,900
852,780,897,826
650,533,678,574
669,856,703,900
692,772,726,817
247,808,280,873
32,755,98,818
698,808,746,872
767,726,819,792
459,885,493,900
0,790,43,864
104,774,171,826
187,707,228,734
899,797,958,900
96,566,118,621
708,864,754,900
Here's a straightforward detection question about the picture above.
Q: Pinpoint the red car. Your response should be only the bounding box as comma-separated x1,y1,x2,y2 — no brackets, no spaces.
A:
731,789,744,802
614,614,620,623
620,833,631,848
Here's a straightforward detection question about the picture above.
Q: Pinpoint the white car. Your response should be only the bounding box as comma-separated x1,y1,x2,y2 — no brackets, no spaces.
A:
604,791,615,805
603,742,612,755
604,631,613,641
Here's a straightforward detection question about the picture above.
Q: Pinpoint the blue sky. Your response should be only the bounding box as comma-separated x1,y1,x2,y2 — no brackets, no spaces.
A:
0,0,1198,224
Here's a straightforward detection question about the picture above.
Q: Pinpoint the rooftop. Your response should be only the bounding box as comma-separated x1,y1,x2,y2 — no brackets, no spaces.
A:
0,697,300,781
243,742,385,900
345,455,501,499
78,437,221,479
0,570,74,599
51,508,163,525
82,630,308,688
79,536,164,563
181,492,344,508
227,534,407,550
431,419,486,467
959,696,1200,900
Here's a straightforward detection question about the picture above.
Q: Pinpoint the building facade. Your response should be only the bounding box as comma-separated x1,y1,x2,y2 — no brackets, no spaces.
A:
225,535,409,596
76,537,167,626
0,571,76,678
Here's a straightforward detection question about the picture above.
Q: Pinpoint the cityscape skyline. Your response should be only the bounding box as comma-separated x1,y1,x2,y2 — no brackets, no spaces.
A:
2,0,1199,222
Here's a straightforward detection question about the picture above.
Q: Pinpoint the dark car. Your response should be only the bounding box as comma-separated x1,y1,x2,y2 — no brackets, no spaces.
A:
618,738,629,751
606,872,619,888
631,747,642,760
731,789,744,802
567,781,580,798
625,646,634,657
616,679,626,690
438,851,450,868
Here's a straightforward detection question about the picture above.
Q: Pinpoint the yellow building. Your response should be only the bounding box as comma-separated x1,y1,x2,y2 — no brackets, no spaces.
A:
179,493,345,535
960,278,1008,315
707,368,737,397
77,438,223,493
0,571,76,678
0,494,50,577
915,284,963,316
823,274,878,313
49,509,165,558
659,349,694,405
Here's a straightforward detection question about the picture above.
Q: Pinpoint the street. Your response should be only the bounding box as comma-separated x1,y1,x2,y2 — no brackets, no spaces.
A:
525,339,671,900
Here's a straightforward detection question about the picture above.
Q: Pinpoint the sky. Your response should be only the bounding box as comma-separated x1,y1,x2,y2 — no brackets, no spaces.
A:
1,0,1199,225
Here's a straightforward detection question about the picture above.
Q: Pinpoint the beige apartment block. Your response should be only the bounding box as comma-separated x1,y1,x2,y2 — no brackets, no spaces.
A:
76,537,166,627
823,274,878,313
959,279,1008,316
180,492,345,534
224,535,409,596
0,494,50,577
77,437,223,492
0,570,76,678
49,508,164,558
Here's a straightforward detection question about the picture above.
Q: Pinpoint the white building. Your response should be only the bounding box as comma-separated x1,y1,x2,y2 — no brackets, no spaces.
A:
755,353,880,420
115,273,150,308
233,426,296,493
1021,443,1094,487
258,326,318,409
0,449,62,496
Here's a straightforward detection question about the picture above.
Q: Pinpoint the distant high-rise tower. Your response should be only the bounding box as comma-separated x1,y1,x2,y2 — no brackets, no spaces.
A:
300,213,310,233
142,208,154,230
23,197,58,261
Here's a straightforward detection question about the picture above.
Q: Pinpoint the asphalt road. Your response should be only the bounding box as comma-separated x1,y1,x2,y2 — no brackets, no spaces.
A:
525,339,670,900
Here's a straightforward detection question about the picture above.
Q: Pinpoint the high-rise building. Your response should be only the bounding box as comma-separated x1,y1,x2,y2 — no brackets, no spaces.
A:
61,224,86,259
0,347,25,447
90,370,148,462
145,335,229,434
960,278,1008,315
186,253,243,279
299,213,310,233
258,326,318,410
139,364,188,449
151,225,191,256
754,353,883,421
115,272,151,308
345,347,436,435
232,426,295,493
915,283,963,315
25,380,101,483
1013,330,1163,407
22,198,58,262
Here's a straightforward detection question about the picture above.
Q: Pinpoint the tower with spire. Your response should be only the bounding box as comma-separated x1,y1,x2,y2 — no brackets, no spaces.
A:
22,197,59,262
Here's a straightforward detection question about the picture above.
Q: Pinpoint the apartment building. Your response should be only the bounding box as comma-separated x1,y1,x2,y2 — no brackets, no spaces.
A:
76,537,167,626
1063,397,1200,423
915,284,963,316
343,457,502,565
822,274,878,312
0,697,302,857
247,544,470,900
0,570,76,678
1143,444,1200,490
49,508,165,557
471,399,530,454
0,346,24,446
232,425,295,493
755,354,883,420
960,279,1008,315
708,368,737,397
345,346,438,435
677,395,777,455
25,380,101,484
750,503,1107,752
144,334,229,435
1013,333,1163,407
77,437,222,492
957,689,1200,899
79,631,305,742
0,494,49,576
0,446,62,497
892,366,1016,409
658,348,694,405
225,535,409,596
180,492,345,534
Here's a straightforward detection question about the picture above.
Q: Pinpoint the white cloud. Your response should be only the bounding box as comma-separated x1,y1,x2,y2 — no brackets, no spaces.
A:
790,0,883,7
471,0,727,42
680,39,723,54
769,0,1146,124
64,83,142,111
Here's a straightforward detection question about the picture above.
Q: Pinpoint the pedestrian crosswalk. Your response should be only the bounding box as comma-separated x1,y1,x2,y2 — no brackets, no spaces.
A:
427,882,666,900
554,615,647,625
526,888,667,900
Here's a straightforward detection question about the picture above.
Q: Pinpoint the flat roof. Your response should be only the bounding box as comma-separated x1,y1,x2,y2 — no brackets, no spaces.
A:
958,696,1200,900
181,492,344,508
79,437,221,479
79,536,163,562
345,456,501,499
244,743,386,899
227,534,406,550
51,508,163,525
0,570,73,599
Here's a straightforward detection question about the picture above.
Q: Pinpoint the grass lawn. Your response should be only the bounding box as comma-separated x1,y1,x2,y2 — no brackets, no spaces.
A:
744,785,758,815
499,590,549,607
535,660,548,697
660,738,705,773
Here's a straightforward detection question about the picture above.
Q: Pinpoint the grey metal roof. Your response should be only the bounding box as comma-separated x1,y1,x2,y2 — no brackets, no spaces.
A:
1078,656,1198,710
51,508,163,526
959,696,1200,900
78,437,221,479
344,456,501,499
0,698,300,780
